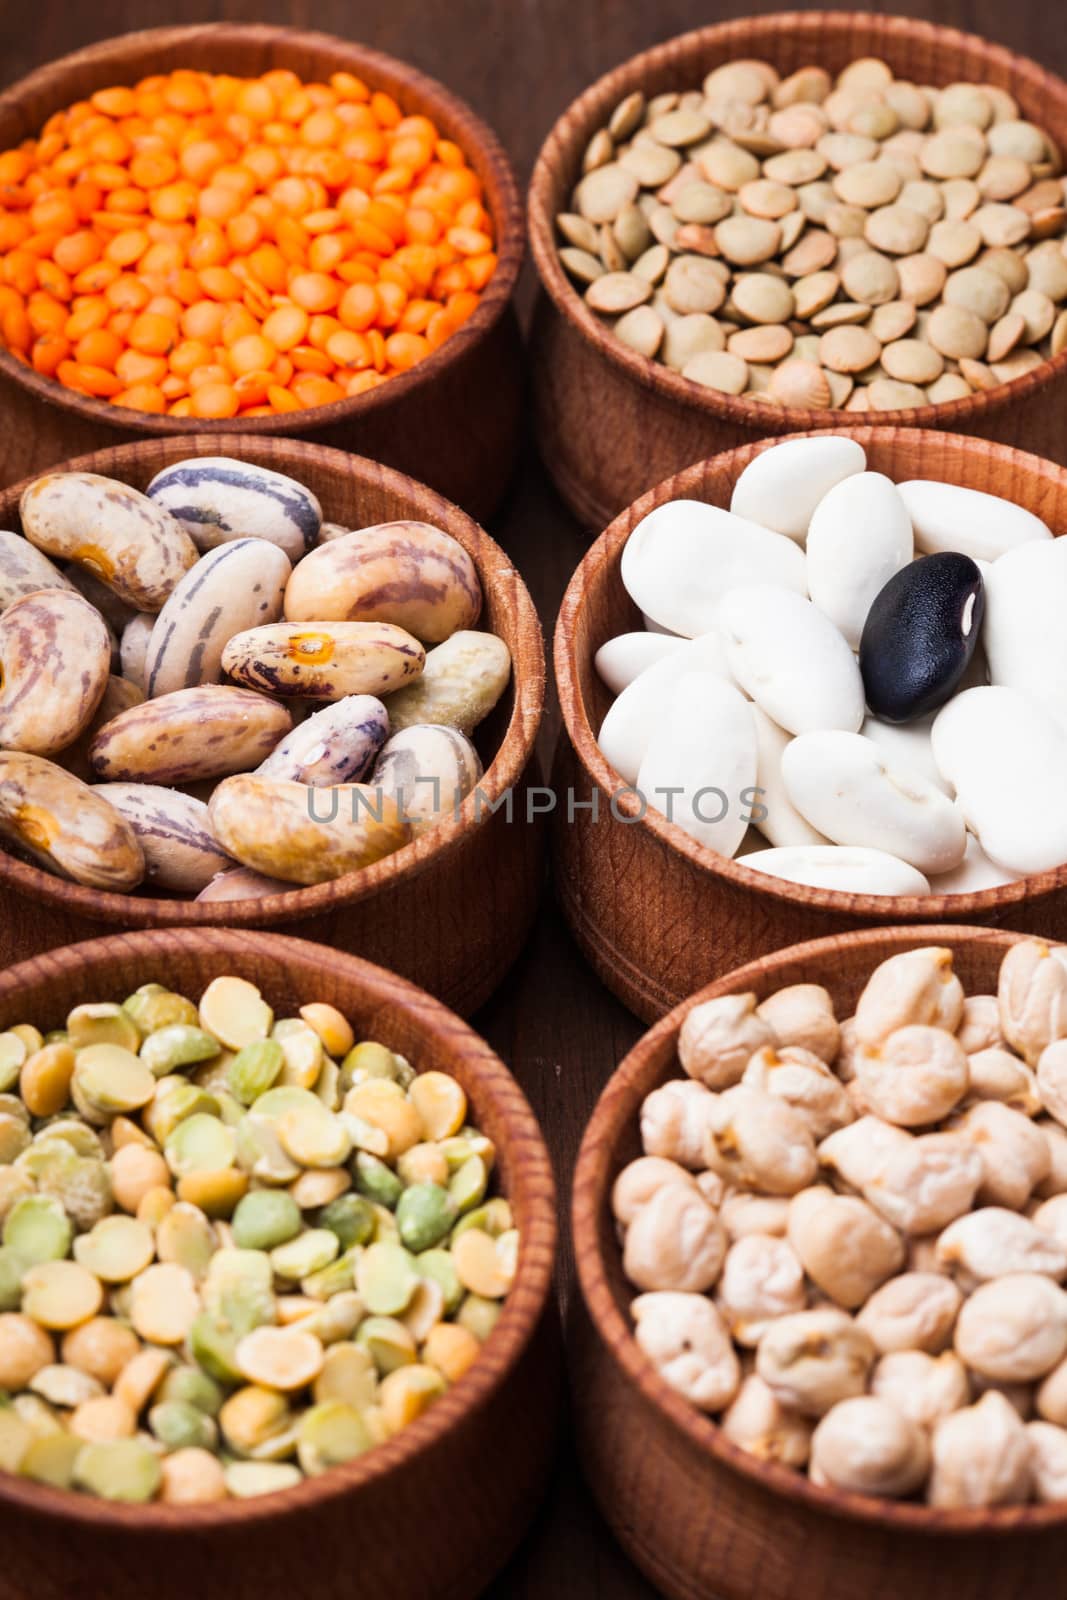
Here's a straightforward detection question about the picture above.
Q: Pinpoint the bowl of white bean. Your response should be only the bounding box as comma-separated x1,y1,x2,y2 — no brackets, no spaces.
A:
529,11,1067,529
572,924,1067,1600
554,424,1067,1023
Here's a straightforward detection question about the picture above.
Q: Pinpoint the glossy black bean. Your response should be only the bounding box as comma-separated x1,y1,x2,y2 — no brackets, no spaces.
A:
859,553,984,723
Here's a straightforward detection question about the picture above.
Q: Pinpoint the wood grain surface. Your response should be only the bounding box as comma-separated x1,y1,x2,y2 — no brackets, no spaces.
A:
3,3,1067,1597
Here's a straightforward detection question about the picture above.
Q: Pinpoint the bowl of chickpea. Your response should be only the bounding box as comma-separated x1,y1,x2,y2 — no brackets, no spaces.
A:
0,24,524,518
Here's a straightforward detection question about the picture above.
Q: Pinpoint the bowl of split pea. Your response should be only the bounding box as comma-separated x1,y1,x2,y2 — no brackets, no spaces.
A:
0,927,557,1600
0,24,524,518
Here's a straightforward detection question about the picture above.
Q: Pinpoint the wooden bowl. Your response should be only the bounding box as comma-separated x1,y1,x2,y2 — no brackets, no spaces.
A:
572,922,1067,1600
0,434,546,1018
528,11,1067,530
554,425,1067,1023
0,24,524,523
0,926,558,1600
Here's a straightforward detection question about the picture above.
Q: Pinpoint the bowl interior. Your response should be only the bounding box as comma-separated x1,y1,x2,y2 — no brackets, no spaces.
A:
557,423,1067,918
529,9,1067,431
0,433,544,924
0,23,523,435
574,922,1067,1534
0,926,556,1527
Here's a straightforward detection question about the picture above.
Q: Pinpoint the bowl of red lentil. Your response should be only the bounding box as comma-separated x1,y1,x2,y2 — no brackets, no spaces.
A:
0,24,524,519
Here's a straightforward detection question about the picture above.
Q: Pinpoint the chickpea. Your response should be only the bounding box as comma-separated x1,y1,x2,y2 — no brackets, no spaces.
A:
854,947,964,1051
955,1273,1067,1382
1036,1120,1067,1198
871,1349,969,1430
756,984,840,1065
1038,1038,1067,1128
834,1016,861,1082
160,1446,228,1504
856,1272,962,1355
720,1373,813,1468
756,1308,874,1417
741,1045,853,1140
640,1079,719,1170
1032,1193,1067,1252
965,1047,1040,1116
928,1391,1032,1507
810,1395,930,1497
0,1314,54,1390
716,1233,807,1345
611,1156,697,1228
998,939,1067,1065
970,1374,1034,1420
907,1235,945,1275
695,1170,726,1208
787,1187,904,1309
1037,1356,1067,1425
719,1191,790,1241
1027,1420,1067,1502
862,1132,982,1236
632,1291,740,1412
854,1025,969,1128
623,1184,726,1294
936,1207,1067,1286
950,1101,1050,1209
817,1115,912,1193
956,994,1003,1055
704,1086,817,1196
678,993,776,1090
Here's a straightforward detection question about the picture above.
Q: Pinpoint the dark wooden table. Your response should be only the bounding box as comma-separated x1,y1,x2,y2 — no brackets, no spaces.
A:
3,1,1065,1593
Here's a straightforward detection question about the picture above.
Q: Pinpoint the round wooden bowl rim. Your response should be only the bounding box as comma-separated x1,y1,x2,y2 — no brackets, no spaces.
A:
0,433,545,924
554,424,1067,919
0,22,524,434
528,9,1067,431
0,926,557,1529
573,921,1067,1536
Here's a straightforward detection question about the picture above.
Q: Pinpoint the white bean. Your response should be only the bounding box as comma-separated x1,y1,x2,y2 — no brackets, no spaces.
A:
719,584,864,735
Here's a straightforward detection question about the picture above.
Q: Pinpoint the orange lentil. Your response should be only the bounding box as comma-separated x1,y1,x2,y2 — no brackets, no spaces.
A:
0,66,494,414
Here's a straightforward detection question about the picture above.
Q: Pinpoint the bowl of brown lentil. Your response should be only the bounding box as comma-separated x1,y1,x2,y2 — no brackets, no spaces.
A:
0,24,524,520
529,11,1067,529
0,926,557,1600
571,923,1067,1600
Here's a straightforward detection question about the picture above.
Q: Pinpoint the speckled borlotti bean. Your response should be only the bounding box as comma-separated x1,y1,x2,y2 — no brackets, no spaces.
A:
0,590,112,756
221,622,425,701
371,724,484,835
0,752,144,891
382,631,511,736
195,866,292,903
89,685,292,786
92,784,233,894
145,457,322,562
283,522,482,644
120,613,154,693
256,695,389,786
55,675,144,784
20,473,198,611
208,773,408,885
144,539,292,698
0,531,76,614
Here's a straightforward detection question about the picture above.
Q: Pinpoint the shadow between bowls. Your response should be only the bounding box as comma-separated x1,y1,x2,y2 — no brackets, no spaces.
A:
553,424,1067,1023
528,10,1067,531
0,434,546,1019
0,926,558,1600
571,923,1067,1600
0,24,525,523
